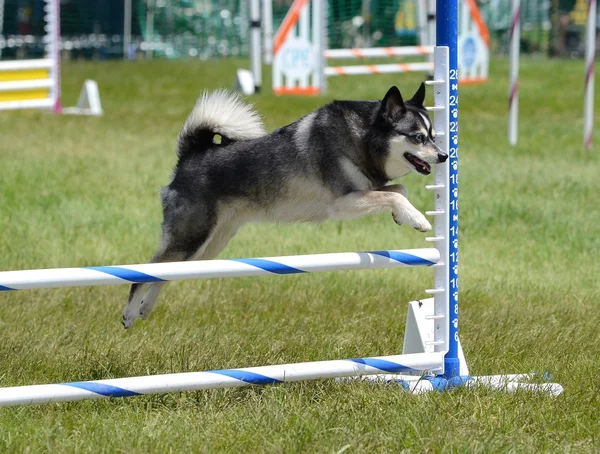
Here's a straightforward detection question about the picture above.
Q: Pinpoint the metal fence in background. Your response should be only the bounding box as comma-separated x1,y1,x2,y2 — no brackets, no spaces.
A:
0,0,597,61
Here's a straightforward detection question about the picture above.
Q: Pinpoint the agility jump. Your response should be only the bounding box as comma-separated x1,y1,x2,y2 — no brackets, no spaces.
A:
0,1,562,407
0,0,61,112
0,0,102,115
269,0,489,95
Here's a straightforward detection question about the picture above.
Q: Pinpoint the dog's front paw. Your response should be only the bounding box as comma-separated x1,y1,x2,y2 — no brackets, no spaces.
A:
393,209,432,232
411,214,432,232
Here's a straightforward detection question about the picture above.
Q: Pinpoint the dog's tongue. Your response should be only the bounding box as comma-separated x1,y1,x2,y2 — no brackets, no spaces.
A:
414,156,427,168
413,156,431,174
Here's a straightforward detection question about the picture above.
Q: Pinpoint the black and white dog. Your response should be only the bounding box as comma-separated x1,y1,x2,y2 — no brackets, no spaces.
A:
122,83,447,328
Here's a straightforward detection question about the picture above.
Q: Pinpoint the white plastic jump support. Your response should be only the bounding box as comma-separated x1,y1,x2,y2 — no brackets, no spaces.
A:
508,0,520,146
62,80,104,116
402,298,469,377
584,0,596,149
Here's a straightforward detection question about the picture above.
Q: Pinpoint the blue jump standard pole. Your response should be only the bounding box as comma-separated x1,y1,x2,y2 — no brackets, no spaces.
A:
437,0,460,379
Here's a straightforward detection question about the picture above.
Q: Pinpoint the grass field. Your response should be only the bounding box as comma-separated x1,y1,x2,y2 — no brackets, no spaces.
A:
0,57,599,452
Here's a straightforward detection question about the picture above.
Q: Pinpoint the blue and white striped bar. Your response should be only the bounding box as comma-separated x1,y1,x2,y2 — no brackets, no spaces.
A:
0,352,443,406
0,248,439,291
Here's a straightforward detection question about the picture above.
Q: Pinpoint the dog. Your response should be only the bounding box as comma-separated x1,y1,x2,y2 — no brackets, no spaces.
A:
122,83,447,328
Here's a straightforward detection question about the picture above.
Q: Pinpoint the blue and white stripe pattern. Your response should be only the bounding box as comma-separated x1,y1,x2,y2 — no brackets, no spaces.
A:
0,248,439,292
0,353,444,406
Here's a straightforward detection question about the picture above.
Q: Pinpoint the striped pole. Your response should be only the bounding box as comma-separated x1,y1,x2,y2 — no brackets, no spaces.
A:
0,353,444,407
508,0,520,145
324,46,434,59
325,62,434,76
0,249,439,291
584,0,597,149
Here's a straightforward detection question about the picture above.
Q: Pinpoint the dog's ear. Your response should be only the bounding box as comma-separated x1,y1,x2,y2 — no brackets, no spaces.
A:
407,82,426,107
380,86,406,121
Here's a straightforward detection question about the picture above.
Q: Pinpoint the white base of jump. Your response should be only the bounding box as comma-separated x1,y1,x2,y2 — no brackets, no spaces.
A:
341,298,564,396
343,373,564,396
402,298,469,376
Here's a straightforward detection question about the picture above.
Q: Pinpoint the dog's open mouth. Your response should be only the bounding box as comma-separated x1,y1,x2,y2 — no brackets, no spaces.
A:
404,153,431,175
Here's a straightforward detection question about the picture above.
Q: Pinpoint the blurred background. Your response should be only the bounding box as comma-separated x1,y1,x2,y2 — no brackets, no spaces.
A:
1,0,599,62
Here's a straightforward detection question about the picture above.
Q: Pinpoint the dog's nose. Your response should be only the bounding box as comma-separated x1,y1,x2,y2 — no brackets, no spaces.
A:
437,152,448,163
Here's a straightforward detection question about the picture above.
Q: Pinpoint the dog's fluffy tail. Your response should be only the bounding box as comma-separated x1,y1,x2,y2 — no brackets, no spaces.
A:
177,89,266,157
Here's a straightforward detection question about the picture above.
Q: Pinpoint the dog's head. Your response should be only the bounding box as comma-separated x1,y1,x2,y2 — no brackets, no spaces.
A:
376,84,448,179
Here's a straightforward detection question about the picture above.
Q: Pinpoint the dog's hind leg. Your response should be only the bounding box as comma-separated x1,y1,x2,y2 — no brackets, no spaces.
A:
122,195,217,328
122,243,198,329
137,221,240,321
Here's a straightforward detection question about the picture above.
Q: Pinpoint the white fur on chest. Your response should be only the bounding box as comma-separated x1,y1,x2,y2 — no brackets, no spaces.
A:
339,157,373,190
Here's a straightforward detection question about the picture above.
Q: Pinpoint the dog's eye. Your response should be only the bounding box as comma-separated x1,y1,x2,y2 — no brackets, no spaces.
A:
414,133,425,143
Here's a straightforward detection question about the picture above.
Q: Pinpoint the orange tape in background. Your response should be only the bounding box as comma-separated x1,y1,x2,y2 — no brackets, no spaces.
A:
273,0,310,55
464,0,490,46
273,87,320,95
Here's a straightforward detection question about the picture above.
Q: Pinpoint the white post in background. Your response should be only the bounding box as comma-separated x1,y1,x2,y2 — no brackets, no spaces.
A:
124,0,132,59
146,0,155,60
262,0,273,64
426,0,436,74
0,0,5,58
250,0,262,92
508,0,520,146
584,0,596,149
317,0,327,93
426,0,436,45
418,0,429,46
46,0,61,113
361,0,371,46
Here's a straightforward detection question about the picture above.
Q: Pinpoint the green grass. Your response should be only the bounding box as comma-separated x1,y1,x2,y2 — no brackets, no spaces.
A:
0,56,599,452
